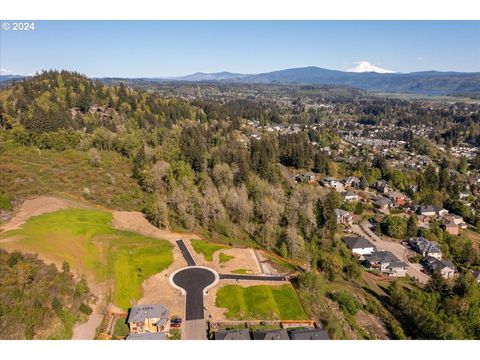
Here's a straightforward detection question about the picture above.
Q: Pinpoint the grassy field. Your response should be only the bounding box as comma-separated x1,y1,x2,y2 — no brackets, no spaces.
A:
0,208,173,310
219,252,235,263
0,142,144,211
215,284,308,320
190,239,226,261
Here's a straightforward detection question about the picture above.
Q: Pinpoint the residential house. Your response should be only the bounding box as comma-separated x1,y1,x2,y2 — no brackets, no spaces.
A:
364,251,407,277
459,191,470,200
252,329,289,340
335,208,353,225
215,329,251,340
387,190,408,207
320,177,344,191
443,219,460,235
343,236,375,256
443,214,467,229
374,180,390,194
342,191,360,203
373,197,392,212
289,328,329,340
295,172,316,184
344,176,360,188
423,256,455,279
127,304,169,335
418,205,448,217
408,237,442,260
418,205,436,217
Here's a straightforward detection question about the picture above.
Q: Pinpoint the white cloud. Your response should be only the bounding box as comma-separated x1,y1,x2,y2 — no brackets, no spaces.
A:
0,68,13,75
416,57,425,61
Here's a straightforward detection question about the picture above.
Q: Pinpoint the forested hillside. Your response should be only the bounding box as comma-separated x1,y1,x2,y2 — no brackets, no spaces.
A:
0,249,92,339
2,71,480,339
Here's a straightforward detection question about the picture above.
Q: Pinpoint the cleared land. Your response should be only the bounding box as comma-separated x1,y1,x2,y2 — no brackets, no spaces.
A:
215,284,308,320
0,208,173,310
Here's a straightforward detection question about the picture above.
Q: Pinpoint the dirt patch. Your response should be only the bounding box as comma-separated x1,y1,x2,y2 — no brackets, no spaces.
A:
193,245,262,275
111,211,201,244
355,310,390,340
0,196,77,233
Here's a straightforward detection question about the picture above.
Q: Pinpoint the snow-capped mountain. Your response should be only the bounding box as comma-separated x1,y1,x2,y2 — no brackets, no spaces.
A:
348,61,395,74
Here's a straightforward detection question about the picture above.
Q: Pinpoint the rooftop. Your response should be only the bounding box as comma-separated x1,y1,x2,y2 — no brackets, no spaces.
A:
127,304,169,325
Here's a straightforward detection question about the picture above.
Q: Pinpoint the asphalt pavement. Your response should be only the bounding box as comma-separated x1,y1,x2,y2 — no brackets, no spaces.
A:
172,267,216,320
176,239,196,266
219,274,286,281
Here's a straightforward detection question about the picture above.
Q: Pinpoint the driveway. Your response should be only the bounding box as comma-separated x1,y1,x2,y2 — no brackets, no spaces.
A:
351,222,430,284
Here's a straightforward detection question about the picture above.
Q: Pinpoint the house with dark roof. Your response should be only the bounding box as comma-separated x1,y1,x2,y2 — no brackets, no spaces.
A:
409,237,442,260
289,328,329,340
374,180,390,194
252,329,289,340
343,236,375,256
373,197,392,212
344,176,360,188
127,304,169,335
364,251,407,277
342,191,360,203
295,172,316,184
335,208,353,225
422,256,455,279
215,329,251,340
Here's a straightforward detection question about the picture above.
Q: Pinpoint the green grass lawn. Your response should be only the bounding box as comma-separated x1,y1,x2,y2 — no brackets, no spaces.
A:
0,208,173,310
113,318,130,338
219,252,235,263
215,284,307,320
190,239,226,261
263,253,297,272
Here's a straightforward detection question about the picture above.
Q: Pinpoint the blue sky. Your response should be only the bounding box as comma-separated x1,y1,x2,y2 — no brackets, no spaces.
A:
1,21,479,77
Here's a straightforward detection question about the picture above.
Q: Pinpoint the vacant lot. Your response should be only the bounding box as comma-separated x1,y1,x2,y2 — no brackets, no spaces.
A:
0,144,144,211
215,284,307,320
0,208,173,310
190,239,227,261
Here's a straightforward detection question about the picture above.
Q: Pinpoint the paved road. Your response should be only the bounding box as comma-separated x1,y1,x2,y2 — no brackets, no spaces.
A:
172,267,216,320
351,222,430,284
176,239,196,266
219,274,286,281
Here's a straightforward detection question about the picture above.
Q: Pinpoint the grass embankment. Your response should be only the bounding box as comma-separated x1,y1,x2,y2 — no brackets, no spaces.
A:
0,143,144,210
215,284,307,320
0,208,173,310
190,239,227,261
232,269,251,274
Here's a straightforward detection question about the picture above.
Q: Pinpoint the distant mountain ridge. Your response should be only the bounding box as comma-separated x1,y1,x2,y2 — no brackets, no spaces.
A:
168,66,480,96
2,66,480,96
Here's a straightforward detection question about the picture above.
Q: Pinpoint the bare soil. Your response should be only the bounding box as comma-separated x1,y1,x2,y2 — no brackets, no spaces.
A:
355,310,390,340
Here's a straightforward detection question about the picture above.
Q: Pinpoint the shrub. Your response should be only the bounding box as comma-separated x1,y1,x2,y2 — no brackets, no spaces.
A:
330,291,361,315
79,303,92,315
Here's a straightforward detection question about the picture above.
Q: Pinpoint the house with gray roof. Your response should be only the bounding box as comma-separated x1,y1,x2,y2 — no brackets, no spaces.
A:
409,237,442,260
215,329,251,340
127,304,169,335
343,236,375,256
423,256,455,279
252,329,289,340
364,251,407,277
289,328,329,340
335,208,353,225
